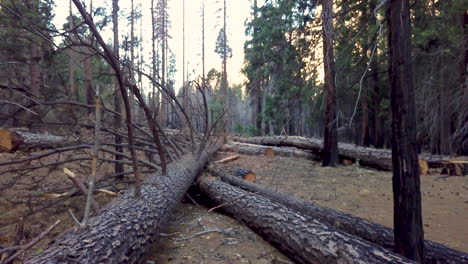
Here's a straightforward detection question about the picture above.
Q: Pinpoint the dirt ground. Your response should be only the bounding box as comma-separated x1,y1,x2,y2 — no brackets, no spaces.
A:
0,149,467,263
208,151,468,252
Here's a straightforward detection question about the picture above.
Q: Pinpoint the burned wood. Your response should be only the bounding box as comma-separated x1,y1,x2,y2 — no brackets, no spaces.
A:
208,167,468,264
198,175,414,264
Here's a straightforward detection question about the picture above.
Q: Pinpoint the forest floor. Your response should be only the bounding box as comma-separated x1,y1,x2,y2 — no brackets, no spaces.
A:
0,149,467,263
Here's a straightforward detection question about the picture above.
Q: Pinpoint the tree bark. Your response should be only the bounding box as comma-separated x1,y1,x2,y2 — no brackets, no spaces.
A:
198,176,414,264
209,168,468,264
84,55,94,111
233,136,454,170
0,129,69,152
112,0,124,178
387,0,424,261
25,149,217,264
321,0,339,167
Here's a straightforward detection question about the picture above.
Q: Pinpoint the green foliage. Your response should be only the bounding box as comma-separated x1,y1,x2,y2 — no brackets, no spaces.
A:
215,28,232,60
242,0,314,133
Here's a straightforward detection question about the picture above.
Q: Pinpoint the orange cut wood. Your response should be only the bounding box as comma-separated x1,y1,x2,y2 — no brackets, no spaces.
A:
418,159,429,175
264,147,275,157
0,128,12,152
243,171,256,183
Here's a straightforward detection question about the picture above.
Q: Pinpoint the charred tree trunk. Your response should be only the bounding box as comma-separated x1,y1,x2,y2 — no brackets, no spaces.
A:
198,176,414,264
208,168,468,264
321,0,339,167
25,150,217,264
387,1,425,261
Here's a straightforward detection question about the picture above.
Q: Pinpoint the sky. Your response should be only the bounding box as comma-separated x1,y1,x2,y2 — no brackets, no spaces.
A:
53,0,253,91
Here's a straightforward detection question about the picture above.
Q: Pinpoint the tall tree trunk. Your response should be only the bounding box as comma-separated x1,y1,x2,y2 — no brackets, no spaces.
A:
112,0,124,178
387,0,424,262
372,60,384,148
129,0,136,122
182,0,187,129
84,0,94,112
161,0,168,129
151,0,156,115
68,0,76,101
359,4,371,147
439,63,451,155
202,0,206,88
28,43,41,128
321,0,338,167
222,0,229,133
84,56,93,110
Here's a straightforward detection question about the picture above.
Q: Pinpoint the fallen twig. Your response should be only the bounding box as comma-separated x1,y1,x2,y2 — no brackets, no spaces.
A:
214,155,240,164
208,192,259,212
64,168,99,212
175,228,229,241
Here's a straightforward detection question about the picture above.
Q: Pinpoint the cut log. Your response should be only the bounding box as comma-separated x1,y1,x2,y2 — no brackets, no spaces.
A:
419,159,429,175
222,142,318,160
225,167,256,183
25,148,218,264
198,175,414,264
0,129,68,152
233,136,456,171
208,168,468,264
214,155,240,164
441,159,468,176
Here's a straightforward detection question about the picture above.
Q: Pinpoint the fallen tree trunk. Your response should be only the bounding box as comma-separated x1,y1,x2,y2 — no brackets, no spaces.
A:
198,175,414,264
25,148,218,264
0,128,69,152
208,167,468,264
222,142,318,160
233,136,455,171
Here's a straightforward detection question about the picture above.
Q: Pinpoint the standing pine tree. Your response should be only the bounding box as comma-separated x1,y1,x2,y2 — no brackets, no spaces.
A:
321,0,339,167
387,0,424,261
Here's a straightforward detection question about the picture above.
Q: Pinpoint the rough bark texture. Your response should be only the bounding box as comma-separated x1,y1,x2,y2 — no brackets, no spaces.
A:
198,176,414,264
387,1,424,261
112,0,124,178
321,0,339,167
0,129,69,152
25,149,216,264
208,168,468,264
222,141,318,160
233,136,455,170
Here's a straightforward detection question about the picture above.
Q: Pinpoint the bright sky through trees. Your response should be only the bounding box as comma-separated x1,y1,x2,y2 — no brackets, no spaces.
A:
52,0,251,90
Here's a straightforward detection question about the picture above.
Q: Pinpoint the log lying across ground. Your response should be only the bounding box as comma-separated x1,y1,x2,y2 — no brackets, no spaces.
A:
234,136,457,171
208,168,468,264
25,148,217,264
198,175,414,264
0,128,70,152
222,141,319,160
